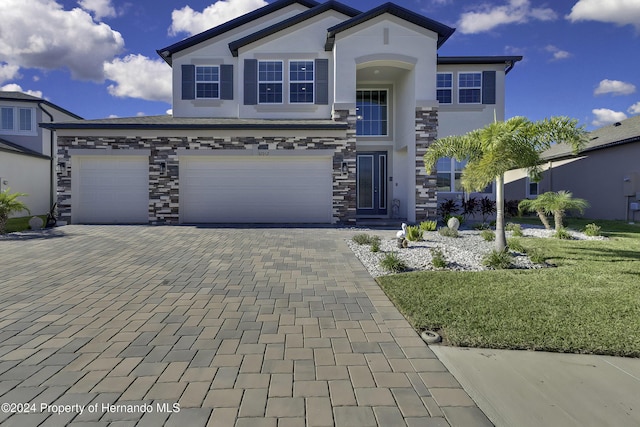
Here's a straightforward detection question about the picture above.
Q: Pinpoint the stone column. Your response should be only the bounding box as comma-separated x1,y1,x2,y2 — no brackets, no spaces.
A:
332,107,357,225
415,105,438,221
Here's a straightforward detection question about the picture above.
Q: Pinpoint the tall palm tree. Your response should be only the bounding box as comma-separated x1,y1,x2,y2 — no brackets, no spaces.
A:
0,188,30,234
520,191,588,231
424,116,587,252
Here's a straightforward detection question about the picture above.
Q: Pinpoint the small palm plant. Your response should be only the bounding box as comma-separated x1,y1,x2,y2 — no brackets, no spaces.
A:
519,191,588,231
0,188,30,234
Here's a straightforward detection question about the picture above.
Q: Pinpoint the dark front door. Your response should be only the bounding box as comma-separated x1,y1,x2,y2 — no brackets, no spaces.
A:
357,152,387,216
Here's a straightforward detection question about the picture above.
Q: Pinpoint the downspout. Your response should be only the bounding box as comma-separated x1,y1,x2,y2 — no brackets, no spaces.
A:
38,103,55,209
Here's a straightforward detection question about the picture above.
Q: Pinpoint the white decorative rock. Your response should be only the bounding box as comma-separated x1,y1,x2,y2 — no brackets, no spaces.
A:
447,217,460,231
29,216,44,230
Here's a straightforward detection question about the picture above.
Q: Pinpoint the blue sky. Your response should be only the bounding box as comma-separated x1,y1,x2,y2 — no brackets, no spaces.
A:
1,0,638,129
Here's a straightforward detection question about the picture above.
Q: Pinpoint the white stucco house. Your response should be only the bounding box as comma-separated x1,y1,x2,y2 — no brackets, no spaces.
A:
43,0,521,225
0,91,81,217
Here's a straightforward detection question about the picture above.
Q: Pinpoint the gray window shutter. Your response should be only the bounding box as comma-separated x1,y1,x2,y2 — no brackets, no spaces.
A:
220,64,233,100
181,64,195,100
482,71,496,105
244,59,257,105
315,58,329,105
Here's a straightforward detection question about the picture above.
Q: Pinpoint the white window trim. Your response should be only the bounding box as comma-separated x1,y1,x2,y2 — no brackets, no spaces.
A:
458,71,482,105
258,60,284,105
195,65,220,100
526,177,539,198
0,105,37,136
355,88,389,138
289,60,314,105
436,72,453,105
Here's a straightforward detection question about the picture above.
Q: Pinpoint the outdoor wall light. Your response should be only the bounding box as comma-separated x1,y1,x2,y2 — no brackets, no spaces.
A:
56,161,66,174
160,161,167,176
341,161,348,175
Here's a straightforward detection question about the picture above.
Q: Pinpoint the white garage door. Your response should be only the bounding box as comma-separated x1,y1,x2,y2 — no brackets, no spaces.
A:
74,156,149,224
180,155,332,223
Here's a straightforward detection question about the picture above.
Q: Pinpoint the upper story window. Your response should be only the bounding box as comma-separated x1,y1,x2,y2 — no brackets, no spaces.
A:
356,90,388,136
459,72,482,104
289,61,314,104
196,66,219,99
1,106,35,135
258,61,283,104
436,73,452,104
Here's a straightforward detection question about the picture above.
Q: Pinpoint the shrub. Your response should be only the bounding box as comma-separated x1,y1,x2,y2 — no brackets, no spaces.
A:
505,199,521,217
480,197,496,223
528,248,547,264
352,233,376,245
370,239,380,252
438,199,459,222
380,252,408,273
506,222,524,237
0,188,30,234
438,227,459,238
419,220,437,232
461,197,479,220
480,229,495,242
406,225,423,242
430,248,447,269
482,250,513,269
473,222,491,230
554,227,573,240
507,238,526,253
584,223,601,237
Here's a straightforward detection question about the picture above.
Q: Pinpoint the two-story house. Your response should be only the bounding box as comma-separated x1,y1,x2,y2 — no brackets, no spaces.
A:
1,91,81,216
44,0,521,225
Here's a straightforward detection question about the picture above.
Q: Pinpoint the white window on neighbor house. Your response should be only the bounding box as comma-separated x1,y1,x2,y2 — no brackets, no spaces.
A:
0,106,35,134
0,107,13,131
289,61,314,104
527,178,539,198
459,72,482,104
195,66,220,99
258,61,283,104
356,90,388,136
436,73,452,104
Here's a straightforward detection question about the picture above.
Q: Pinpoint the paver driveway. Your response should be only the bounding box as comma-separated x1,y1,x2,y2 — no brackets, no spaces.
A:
0,226,490,426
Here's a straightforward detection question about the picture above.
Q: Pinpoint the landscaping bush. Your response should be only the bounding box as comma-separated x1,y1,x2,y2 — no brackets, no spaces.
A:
480,229,495,242
473,222,491,230
380,252,408,273
461,197,479,221
0,188,30,234
480,197,496,223
406,225,423,242
352,233,376,245
482,249,513,269
507,238,526,253
554,227,573,240
505,199,521,217
370,239,380,252
584,223,601,237
430,248,447,269
528,248,547,264
506,222,524,237
438,199,459,222
419,220,437,232
438,227,459,238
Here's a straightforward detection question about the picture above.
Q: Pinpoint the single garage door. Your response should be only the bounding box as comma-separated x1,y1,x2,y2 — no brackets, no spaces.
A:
73,156,149,224
180,155,332,223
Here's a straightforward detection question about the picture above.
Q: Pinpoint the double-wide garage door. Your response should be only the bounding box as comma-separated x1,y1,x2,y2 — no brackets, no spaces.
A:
180,155,332,223
73,156,149,224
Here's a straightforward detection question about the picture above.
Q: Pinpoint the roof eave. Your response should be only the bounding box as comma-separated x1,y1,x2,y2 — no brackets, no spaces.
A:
40,122,349,131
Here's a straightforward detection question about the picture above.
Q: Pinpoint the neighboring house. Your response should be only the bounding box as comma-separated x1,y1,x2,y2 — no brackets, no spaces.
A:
0,91,82,216
505,114,640,221
43,0,521,225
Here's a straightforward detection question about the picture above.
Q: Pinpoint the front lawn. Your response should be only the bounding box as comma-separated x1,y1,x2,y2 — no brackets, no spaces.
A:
377,218,640,357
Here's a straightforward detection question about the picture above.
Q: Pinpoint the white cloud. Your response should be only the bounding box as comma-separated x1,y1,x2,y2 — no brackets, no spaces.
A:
0,63,21,84
170,0,267,36
166,109,173,115
458,0,557,34
0,83,43,98
628,102,640,114
103,54,172,103
78,0,116,20
568,0,640,30
592,108,628,126
594,79,636,96
0,0,124,81
545,45,571,60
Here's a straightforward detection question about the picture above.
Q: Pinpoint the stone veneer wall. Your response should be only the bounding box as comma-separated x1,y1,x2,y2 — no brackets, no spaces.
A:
56,131,356,225
415,105,439,221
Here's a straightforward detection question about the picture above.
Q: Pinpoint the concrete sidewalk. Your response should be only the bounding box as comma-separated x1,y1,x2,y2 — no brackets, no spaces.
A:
432,346,640,427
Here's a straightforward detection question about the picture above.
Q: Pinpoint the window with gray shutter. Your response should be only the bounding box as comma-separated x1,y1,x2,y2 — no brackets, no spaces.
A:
220,64,233,100
482,70,496,105
181,64,195,100
315,58,328,105
244,59,258,105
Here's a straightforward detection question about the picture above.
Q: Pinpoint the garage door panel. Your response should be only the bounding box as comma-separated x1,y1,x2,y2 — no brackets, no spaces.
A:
181,156,332,223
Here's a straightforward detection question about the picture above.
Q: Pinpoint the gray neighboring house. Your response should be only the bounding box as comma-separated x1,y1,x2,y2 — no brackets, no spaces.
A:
0,91,82,216
505,114,640,221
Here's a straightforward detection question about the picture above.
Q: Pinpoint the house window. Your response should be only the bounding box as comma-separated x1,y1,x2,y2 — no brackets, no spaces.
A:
1,107,13,131
0,106,35,134
527,178,539,198
19,108,32,131
356,90,388,136
195,66,219,99
258,61,283,104
459,72,482,104
436,73,452,104
289,61,314,103
436,157,465,192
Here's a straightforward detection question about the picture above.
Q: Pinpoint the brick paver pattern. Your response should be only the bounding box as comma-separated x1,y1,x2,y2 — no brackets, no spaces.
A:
0,226,491,426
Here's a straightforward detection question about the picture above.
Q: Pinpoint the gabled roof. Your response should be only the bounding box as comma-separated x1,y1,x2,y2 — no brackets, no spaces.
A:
229,0,361,57
0,137,51,160
543,114,640,160
438,56,523,74
40,115,348,131
0,91,83,120
157,0,319,66
325,2,455,50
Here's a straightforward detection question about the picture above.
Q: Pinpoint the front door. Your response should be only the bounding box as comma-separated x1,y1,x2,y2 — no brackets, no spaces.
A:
357,152,387,216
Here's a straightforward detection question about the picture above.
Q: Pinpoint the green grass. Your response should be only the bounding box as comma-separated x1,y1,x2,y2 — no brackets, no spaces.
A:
4,215,47,234
377,219,640,357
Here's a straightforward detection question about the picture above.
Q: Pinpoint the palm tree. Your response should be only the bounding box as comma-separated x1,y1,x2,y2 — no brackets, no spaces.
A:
0,188,30,234
424,116,587,252
518,193,554,230
520,191,588,231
